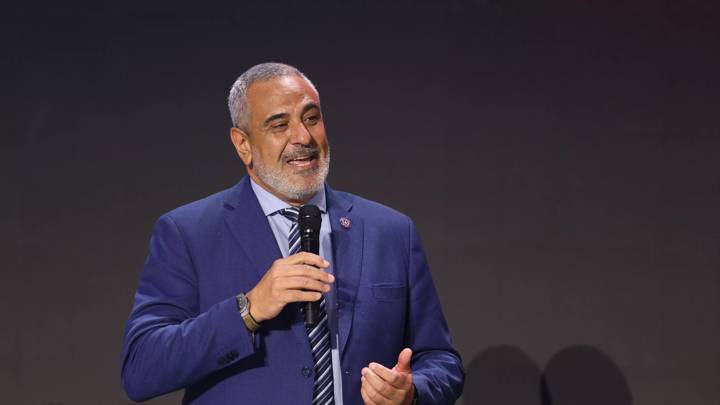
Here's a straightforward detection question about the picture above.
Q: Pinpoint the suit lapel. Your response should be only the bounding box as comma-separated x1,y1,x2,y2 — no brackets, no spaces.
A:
222,177,312,352
326,186,364,357
222,177,282,281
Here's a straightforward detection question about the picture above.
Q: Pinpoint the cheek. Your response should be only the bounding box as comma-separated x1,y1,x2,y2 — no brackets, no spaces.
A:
255,139,287,162
312,126,329,148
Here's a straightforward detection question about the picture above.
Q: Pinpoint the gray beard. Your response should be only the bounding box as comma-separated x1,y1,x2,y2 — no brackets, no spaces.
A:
253,148,330,202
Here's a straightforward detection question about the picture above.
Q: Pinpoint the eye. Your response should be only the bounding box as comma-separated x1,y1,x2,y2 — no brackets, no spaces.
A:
304,115,320,125
271,122,288,130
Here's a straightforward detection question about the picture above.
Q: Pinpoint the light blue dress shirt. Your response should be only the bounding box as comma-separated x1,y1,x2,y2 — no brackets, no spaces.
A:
250,179,344,404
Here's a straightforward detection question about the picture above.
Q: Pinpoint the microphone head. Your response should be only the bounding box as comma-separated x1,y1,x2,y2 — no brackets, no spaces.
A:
298,204,322,232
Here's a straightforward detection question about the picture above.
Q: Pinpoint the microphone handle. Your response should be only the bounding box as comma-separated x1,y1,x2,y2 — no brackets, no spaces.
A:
300,235,321,326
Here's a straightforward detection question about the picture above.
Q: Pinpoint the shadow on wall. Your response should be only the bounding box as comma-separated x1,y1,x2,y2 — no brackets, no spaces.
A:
462,345,632,405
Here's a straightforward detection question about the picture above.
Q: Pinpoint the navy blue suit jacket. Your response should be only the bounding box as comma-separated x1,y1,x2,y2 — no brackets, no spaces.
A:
121,177,463,404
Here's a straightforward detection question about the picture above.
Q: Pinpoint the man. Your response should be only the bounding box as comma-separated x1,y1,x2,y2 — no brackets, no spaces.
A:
121,63,464,404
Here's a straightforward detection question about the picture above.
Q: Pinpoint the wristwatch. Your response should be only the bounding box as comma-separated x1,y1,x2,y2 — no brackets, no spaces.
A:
236,292,261,333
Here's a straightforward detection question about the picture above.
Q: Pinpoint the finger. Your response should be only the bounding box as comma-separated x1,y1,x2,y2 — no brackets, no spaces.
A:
361,375,387,405
392,348,413,373
281,265,335,283
369,362,410,390
282,290,322,304
286,252,330,268
362,367,396,401
278,276,332,293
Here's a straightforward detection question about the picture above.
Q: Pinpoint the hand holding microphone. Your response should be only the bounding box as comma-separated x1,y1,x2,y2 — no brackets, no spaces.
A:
245,205,331,326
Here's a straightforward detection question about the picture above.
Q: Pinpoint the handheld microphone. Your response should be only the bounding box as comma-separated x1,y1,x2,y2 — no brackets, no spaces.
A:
298,204,322,326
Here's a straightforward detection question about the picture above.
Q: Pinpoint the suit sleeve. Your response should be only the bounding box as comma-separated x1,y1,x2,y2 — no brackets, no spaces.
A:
405,220,465,404
120,214,255,402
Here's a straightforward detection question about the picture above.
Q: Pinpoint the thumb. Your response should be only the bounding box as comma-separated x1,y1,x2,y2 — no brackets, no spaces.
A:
393,347,413,373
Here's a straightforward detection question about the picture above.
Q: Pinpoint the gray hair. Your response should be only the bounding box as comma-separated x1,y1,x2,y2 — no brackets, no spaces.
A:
228,62,316,131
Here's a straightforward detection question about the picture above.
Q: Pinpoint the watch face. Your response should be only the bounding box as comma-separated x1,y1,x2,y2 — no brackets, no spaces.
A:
236,293,249,313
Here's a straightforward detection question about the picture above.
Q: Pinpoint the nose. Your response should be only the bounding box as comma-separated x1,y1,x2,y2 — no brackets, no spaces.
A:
289,120,313,145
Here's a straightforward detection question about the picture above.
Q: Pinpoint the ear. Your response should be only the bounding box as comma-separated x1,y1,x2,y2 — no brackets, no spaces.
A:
230,127,252,166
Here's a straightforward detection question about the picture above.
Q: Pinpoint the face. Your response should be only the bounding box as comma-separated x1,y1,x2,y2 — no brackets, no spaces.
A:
230,75,330,205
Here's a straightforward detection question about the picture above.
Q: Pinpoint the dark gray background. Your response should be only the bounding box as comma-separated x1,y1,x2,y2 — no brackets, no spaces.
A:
3,1,719,404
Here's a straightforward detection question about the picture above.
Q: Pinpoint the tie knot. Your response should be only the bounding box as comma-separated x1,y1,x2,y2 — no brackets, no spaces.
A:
276,207,300,222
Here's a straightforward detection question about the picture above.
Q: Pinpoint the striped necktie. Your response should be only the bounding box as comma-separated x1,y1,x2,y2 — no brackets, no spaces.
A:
277,207,335,405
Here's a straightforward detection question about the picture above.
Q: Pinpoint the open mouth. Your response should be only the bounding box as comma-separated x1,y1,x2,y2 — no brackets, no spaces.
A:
286,155,317,167
285,148,320,166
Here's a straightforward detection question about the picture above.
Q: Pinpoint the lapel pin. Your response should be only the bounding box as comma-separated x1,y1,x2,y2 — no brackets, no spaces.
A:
339,217,352,229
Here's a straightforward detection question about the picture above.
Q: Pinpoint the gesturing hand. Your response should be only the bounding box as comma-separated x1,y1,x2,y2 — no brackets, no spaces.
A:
245,252,334,322
361,348,415,405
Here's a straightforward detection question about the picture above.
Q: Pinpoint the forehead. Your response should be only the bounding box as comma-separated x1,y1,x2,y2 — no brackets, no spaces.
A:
245,75,320,118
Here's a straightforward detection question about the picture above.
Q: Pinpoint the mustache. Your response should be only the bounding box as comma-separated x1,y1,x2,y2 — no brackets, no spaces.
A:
282,146,320,161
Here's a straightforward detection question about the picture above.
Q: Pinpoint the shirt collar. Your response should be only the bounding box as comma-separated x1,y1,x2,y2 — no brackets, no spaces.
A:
250,178,327,216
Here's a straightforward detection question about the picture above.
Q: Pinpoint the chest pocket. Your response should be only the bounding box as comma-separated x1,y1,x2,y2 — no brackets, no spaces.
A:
370,284,407,302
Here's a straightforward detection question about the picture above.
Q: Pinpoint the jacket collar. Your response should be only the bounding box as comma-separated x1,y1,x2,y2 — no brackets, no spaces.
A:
326,185,363,357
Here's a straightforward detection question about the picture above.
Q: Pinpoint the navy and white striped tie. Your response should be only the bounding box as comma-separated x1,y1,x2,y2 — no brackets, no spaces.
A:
277,207,335,405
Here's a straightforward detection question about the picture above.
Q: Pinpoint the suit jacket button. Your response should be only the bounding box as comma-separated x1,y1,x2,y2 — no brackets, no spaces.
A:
301,366,312,377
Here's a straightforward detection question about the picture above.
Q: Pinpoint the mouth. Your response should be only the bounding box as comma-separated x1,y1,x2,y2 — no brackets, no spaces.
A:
285,152,320,168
